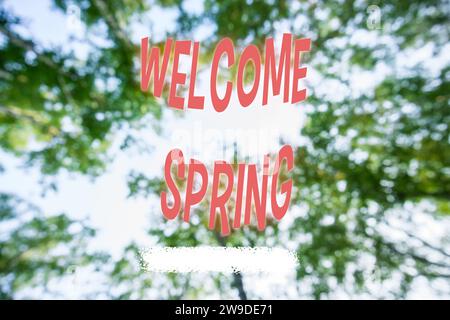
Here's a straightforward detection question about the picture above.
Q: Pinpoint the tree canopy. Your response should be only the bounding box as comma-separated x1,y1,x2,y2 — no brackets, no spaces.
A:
0,0,449,299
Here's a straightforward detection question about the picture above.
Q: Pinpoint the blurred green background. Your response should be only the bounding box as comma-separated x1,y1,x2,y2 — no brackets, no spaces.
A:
0,0,449,299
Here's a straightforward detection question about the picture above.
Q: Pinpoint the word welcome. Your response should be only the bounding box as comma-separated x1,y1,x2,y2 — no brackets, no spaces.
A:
161,146,293,235
141,33,311,111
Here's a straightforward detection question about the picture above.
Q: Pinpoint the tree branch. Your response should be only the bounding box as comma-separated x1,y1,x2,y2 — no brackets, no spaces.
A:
214,232,248,300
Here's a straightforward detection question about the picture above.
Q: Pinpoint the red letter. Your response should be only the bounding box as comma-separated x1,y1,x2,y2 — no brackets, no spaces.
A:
263,33,292,105
233,163,246,228
210,38,235,112
244,156,270,230
291,38,311,104
184,159,208,222
161,149,185,220
237,44,261,107
187,41,205,109
271,145,293,220
141,37,173,96
209,161,233,235
168,40,191,109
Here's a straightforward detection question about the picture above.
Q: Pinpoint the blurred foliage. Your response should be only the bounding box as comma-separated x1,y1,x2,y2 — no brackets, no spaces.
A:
0,192,107,298
0,0,449,299
0,0,160,175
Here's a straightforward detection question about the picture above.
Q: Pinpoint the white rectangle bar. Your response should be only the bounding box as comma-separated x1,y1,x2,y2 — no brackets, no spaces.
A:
140,246,298,274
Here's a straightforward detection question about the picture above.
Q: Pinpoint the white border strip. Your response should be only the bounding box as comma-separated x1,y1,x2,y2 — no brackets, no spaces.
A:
140,247,299,273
